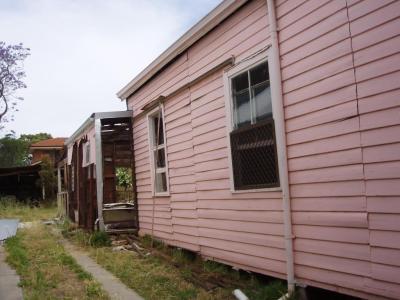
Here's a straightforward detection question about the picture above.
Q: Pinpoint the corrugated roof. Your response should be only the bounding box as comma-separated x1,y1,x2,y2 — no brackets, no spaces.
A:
30,138,66,148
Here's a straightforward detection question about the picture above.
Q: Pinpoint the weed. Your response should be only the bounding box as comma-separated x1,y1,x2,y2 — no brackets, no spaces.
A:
0,197,56,221
4,224,108,299
177,288,198,300
89,231,111,248
244,280,288,300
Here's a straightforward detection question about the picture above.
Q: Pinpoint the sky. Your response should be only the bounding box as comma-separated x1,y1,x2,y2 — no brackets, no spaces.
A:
0,0,221,138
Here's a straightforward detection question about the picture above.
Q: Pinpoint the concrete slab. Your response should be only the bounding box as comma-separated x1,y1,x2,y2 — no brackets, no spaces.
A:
62,240,143,300
0,246,23,300
0,219,19,241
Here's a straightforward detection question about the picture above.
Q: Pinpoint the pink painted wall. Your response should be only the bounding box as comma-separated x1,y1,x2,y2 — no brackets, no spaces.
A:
66,124,96,167
127,0,400,298
278,0,400,298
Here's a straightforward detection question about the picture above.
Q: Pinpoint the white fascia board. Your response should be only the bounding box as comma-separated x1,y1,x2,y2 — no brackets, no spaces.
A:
117,0,248,101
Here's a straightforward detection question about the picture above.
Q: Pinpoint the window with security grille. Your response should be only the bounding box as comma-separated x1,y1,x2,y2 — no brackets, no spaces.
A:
230,61,279,189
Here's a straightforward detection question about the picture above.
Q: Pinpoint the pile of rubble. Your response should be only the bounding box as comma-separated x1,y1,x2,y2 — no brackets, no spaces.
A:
109,234,150,257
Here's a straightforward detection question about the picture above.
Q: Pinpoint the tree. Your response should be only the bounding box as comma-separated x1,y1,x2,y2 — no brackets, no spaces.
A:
0,41,30,128
0,132,53,167
0,133,29,167
116,167,132,191
37,156,57,200
20,133,52,144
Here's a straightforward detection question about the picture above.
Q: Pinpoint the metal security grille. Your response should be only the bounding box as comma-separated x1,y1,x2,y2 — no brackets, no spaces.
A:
230,118,279,190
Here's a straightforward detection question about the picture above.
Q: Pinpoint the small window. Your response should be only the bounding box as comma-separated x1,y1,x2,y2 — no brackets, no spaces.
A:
228,61,279,190
71,165,75,192
85,142,90,164
148,107,169,195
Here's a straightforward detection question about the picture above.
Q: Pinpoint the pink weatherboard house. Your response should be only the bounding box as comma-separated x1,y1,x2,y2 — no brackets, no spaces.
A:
116,0,400,299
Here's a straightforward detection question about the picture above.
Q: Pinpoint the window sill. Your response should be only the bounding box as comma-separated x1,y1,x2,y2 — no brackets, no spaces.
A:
153,192,170,197
230,187,282,193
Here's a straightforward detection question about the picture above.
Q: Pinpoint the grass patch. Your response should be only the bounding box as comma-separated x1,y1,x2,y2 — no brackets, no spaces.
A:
0,197,57,221
60,220,111,248
4,224,109,300
77,234,291,300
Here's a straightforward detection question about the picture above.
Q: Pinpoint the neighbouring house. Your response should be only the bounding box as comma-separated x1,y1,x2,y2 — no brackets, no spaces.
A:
29,137,66,166
58,111,138,232
115,0,400,299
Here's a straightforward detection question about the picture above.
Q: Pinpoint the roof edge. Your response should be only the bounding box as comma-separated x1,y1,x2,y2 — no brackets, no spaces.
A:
117,0,248,101
65,110,133,146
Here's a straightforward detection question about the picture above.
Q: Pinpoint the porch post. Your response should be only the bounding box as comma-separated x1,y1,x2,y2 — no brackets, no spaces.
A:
95,118,105,231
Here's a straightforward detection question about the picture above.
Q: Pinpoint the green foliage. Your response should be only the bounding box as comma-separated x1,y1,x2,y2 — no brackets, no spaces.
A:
89,231,112,248
244,280,289,300
20,132,52,144
116,167,132,190
0,132,53,167
0,133,29,167
0,196,56,221
4,235,30,274
37,156,57,199
4,225,108,299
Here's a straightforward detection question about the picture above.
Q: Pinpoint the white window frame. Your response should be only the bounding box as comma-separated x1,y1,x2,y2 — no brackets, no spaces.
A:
147,105,170,196
223,50,282,193
85,142,90,165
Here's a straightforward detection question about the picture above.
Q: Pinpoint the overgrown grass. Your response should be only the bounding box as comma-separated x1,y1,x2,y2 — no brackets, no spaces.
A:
62,227,290,300
60,220,111,248
4,224,109,300
0,197,57,221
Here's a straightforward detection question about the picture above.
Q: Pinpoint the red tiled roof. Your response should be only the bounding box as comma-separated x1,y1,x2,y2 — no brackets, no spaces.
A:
30,138,66,148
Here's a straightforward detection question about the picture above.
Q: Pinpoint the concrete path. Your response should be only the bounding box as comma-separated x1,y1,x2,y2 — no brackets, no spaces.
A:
62,240,143,300
0,246,23,300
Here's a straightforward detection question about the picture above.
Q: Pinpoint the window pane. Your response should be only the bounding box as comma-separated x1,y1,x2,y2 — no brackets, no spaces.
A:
253,83,272,122
154,148,166,168
155,172,167,193
232,72,248,93
233,90,251,128
152,115,164,146
250,62,269,85
232,72,251,129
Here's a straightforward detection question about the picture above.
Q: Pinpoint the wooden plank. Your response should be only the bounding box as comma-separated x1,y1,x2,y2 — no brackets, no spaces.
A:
293,225,369,244
286,100,357,133
291,197,366,212
289,164,364,184
294,238,370,261
352,17,400,52
288,148,362,172
371,263,400,284
197,198,282,211
292,212,368,228
197,209,283,223
287,117,359,146
371,247,400,267
291,181,365,197
364,161,400,180
198,227,285,248
197,218,284,236
199,237,286,261
356,53,400,82
367,196,400,213
295,252,369,277
349,1,400,36
370,230,400,249
366,179,400,196
200,246,286,274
